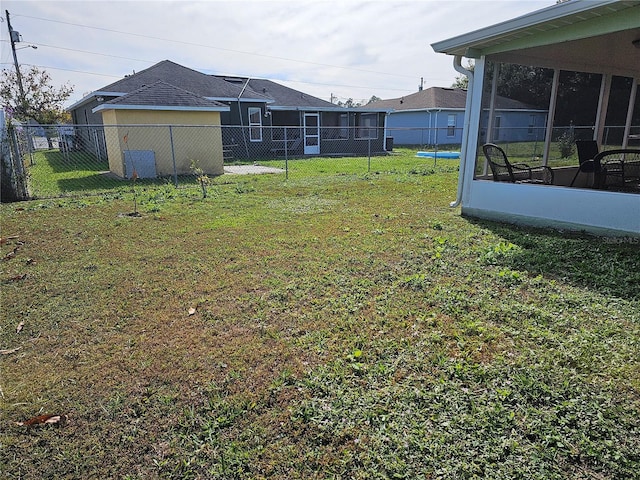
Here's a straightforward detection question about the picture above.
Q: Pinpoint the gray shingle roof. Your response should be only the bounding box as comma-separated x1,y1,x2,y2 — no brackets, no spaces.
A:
241,77,336,109
96,60,335,108
100,60,249,99
367,87,541,111
102,81,229,109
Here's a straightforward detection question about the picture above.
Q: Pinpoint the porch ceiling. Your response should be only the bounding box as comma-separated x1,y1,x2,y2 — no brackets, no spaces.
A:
489,27,640,78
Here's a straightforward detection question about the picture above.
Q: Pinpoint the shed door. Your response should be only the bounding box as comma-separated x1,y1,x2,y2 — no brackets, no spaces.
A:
304,113,320,155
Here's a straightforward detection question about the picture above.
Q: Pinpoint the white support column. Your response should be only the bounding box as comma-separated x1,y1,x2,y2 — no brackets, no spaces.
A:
461,57,486,205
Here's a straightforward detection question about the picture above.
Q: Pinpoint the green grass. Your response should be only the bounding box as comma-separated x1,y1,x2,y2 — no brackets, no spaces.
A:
25,142,631,199
1,162,639,479
25,148,458,199
27,150,128,198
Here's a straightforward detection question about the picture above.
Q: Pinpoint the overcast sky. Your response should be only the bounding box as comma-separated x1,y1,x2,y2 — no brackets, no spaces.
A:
1,0,554,107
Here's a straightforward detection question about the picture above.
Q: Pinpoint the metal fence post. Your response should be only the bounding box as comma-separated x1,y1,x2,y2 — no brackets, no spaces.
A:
169,125,178,187
368,137,371,172
26,127,36,166
284,126,289,180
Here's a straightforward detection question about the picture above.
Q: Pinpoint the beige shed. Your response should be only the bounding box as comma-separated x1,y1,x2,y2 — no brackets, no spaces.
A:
92,81,230,179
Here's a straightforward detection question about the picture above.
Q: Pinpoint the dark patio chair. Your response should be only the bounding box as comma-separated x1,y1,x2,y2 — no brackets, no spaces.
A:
570,140,601,187
576,140,599,163
593,149,640,190
570,140,623,188
482,143,553,184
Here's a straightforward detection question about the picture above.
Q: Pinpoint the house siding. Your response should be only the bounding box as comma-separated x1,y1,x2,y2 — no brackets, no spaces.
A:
387,110,464,146
386,109,547,147
71,97,113,160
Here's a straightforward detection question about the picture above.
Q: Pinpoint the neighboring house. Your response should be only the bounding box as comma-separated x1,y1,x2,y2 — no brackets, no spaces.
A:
68,60,389,166
431,0,640,236
367,87,547,146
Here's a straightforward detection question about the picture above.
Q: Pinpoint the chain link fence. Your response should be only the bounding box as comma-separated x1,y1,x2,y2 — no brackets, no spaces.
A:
1,124,461,200
2,122,637,200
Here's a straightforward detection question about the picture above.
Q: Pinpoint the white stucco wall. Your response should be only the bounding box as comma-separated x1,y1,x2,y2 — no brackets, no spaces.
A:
462,180,640,236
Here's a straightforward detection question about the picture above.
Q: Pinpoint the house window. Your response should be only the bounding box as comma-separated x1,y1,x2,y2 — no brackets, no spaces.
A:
528,114,536,135
248,107,262,142
355,113,378,139
447,114,456,137
322,112,349,140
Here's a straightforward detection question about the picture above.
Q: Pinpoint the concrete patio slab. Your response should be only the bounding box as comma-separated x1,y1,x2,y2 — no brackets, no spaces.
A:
223,165,285,175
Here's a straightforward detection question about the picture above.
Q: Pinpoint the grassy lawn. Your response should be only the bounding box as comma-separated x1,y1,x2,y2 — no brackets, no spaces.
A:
24,144,588,201
1,159,639,479
26,147,461,199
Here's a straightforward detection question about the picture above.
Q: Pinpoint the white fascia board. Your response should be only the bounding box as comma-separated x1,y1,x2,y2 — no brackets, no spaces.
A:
92,104,230,113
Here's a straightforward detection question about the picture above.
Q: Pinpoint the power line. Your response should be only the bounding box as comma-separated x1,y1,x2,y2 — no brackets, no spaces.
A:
14,13,418,80
5,40,152,64
0,62,122,79
1,61,415,94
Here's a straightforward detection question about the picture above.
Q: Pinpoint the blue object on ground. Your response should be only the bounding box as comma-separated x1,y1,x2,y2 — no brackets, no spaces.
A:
416,151,460,159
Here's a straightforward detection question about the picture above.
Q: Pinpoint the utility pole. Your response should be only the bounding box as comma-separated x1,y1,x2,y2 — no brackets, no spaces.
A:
5,10,26,105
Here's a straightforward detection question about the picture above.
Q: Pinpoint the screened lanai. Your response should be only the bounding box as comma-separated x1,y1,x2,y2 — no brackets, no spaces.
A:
432,0,640,236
